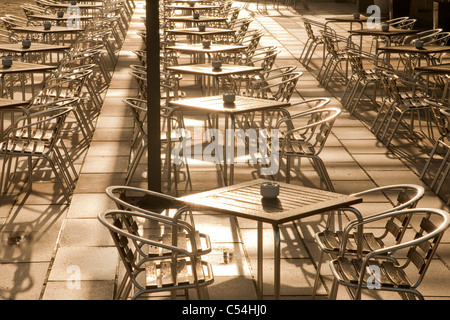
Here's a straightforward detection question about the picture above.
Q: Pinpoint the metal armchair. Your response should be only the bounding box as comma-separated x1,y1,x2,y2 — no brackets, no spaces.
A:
98,209,214,300
328,208,450,300
313,184,425,298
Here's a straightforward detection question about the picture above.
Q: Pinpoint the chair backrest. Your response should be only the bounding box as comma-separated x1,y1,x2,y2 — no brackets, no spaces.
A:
279,107,342,155
350,184,425,244
105,185,184,217
302,18,326,42
402,28,442,45
4,106,72,150
251,71,302,102
122,97,148,138
432,31,450,46
424,98,450,141
366,208,450,289
390,18,416,29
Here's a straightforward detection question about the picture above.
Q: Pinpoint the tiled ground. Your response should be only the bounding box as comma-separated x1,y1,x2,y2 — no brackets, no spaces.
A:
0,0,449,300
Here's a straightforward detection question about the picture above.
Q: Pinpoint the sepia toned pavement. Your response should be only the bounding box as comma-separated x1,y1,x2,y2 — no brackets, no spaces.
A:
0,0,449,301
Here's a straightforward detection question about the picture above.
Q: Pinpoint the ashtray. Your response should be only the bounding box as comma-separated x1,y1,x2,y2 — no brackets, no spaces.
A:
202,40,210,48
57,11,65,18
2,58,13,68
223,93,235,104
260,181,280,199
22,39,31,49
44,22,52,30
198,24,206,32
415,40,424,49
212,60,222,70
188,1,195,7
193,12,200,19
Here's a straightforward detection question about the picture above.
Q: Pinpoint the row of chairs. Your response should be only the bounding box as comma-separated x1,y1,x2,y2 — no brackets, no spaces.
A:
0,0,135,202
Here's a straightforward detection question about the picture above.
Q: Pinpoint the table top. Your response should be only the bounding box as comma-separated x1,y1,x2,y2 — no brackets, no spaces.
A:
179,179,363,224
167,15,228,22
377,44,450,54
166,4,220,10
165,0,216,3
11,26,84,33
167,27,235,36
169,95,290,114
28,14,94,21
166,43,246,54
349,28,419,37
0,61,58,74
0,98,30,108
166,63,262,76
39,3,103,8
415,63,450,74
0,43,70,53
326,15,369,22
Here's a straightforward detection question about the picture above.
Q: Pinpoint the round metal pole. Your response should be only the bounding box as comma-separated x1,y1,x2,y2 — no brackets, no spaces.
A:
146,0,161,192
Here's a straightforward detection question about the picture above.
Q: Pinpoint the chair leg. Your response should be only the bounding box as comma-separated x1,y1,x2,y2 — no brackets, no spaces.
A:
312,249,325,299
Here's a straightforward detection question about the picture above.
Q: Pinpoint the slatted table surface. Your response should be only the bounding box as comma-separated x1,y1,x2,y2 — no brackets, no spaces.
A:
180,179,363,299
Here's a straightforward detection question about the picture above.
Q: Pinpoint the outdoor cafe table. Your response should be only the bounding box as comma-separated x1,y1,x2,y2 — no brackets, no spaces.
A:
325,15,368,30
0,61,57,100
166,43,246,63
165,4,221,11
27,14,94,27
11,25,84,45
166,63,262,96
166,27,236,43
348,27,419,52
377,44,450,66
0,43,70,62
167,15,228,25
415,63,450,76
179,178,363,299
0,98,30,139
169,95,290,186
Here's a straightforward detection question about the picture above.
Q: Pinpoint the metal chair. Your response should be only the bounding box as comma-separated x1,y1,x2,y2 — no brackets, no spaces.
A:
420,98,450,204
341,48,393,114
328,208,450,300
122,98,192,195
247,70,303,102
98,209,214,300
299,18,326,67
0,106,76,202
312,184,425,298
276,107,342,191
371,70,435,146
318,29,353,88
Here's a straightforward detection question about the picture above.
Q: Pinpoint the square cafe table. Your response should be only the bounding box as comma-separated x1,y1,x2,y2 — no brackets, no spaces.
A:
179,179,363,299
11,26,84,45
166,63,262,95
169,95,290,186
166,43,246,63
166,27,236,43
0,43,70,62
349,27,419,52
0,61,58,100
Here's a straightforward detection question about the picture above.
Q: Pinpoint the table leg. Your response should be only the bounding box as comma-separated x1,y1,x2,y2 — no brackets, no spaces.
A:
272,223,281,300
257,221,263,299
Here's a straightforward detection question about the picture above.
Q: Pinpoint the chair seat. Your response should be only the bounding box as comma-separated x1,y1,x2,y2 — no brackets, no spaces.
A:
142,230,212,258
3,139,47,154
144,259,213,290
282,140,315,155
318,229,385,254
332,256,412,289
